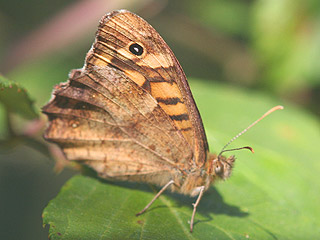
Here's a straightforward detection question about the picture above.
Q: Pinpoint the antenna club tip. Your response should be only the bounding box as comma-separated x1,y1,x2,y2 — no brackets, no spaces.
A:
275,105,284,110
244,146,254,153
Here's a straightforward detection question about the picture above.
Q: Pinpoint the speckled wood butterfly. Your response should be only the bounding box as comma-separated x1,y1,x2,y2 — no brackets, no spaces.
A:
42,10,283,232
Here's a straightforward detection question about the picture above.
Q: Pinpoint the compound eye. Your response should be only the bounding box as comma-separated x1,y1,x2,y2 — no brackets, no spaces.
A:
215,165,222,174
129,43,144,56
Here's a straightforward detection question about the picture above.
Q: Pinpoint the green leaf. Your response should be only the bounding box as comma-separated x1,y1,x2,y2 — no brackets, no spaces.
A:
43,79,320,239
0,75,38,120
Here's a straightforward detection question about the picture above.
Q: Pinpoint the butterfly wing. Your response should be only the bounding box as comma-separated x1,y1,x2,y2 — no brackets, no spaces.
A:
86,10,208,166
43,10,208,184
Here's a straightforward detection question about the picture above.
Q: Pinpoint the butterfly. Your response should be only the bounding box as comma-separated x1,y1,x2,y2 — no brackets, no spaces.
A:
42,9,283,232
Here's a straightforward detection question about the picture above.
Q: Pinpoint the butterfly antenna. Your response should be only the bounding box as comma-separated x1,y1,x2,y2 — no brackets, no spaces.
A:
218,105,284,158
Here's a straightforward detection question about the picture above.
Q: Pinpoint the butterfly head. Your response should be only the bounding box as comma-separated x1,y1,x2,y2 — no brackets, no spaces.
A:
207,153,235,180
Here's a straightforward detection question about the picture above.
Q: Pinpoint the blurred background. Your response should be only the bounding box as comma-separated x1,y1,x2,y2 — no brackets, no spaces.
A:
0,0,319,239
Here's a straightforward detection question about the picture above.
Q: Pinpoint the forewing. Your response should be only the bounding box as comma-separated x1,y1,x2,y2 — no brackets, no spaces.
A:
86,10,208,166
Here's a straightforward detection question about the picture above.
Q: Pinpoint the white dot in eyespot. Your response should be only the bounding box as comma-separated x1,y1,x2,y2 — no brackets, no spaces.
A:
129,43,143,55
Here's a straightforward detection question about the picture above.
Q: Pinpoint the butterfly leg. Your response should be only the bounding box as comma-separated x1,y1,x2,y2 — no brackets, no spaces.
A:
136,180,175,216
190,186,205,232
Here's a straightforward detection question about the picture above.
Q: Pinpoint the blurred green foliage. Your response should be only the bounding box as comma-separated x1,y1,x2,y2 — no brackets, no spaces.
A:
0,0,319,239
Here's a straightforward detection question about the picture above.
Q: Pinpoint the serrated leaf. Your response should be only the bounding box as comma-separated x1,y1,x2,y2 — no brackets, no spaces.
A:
43,79,320,239
0,75,38,119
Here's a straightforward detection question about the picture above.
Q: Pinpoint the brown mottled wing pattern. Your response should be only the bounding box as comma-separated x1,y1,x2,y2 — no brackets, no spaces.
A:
87,10,208,165
42,10,208,184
